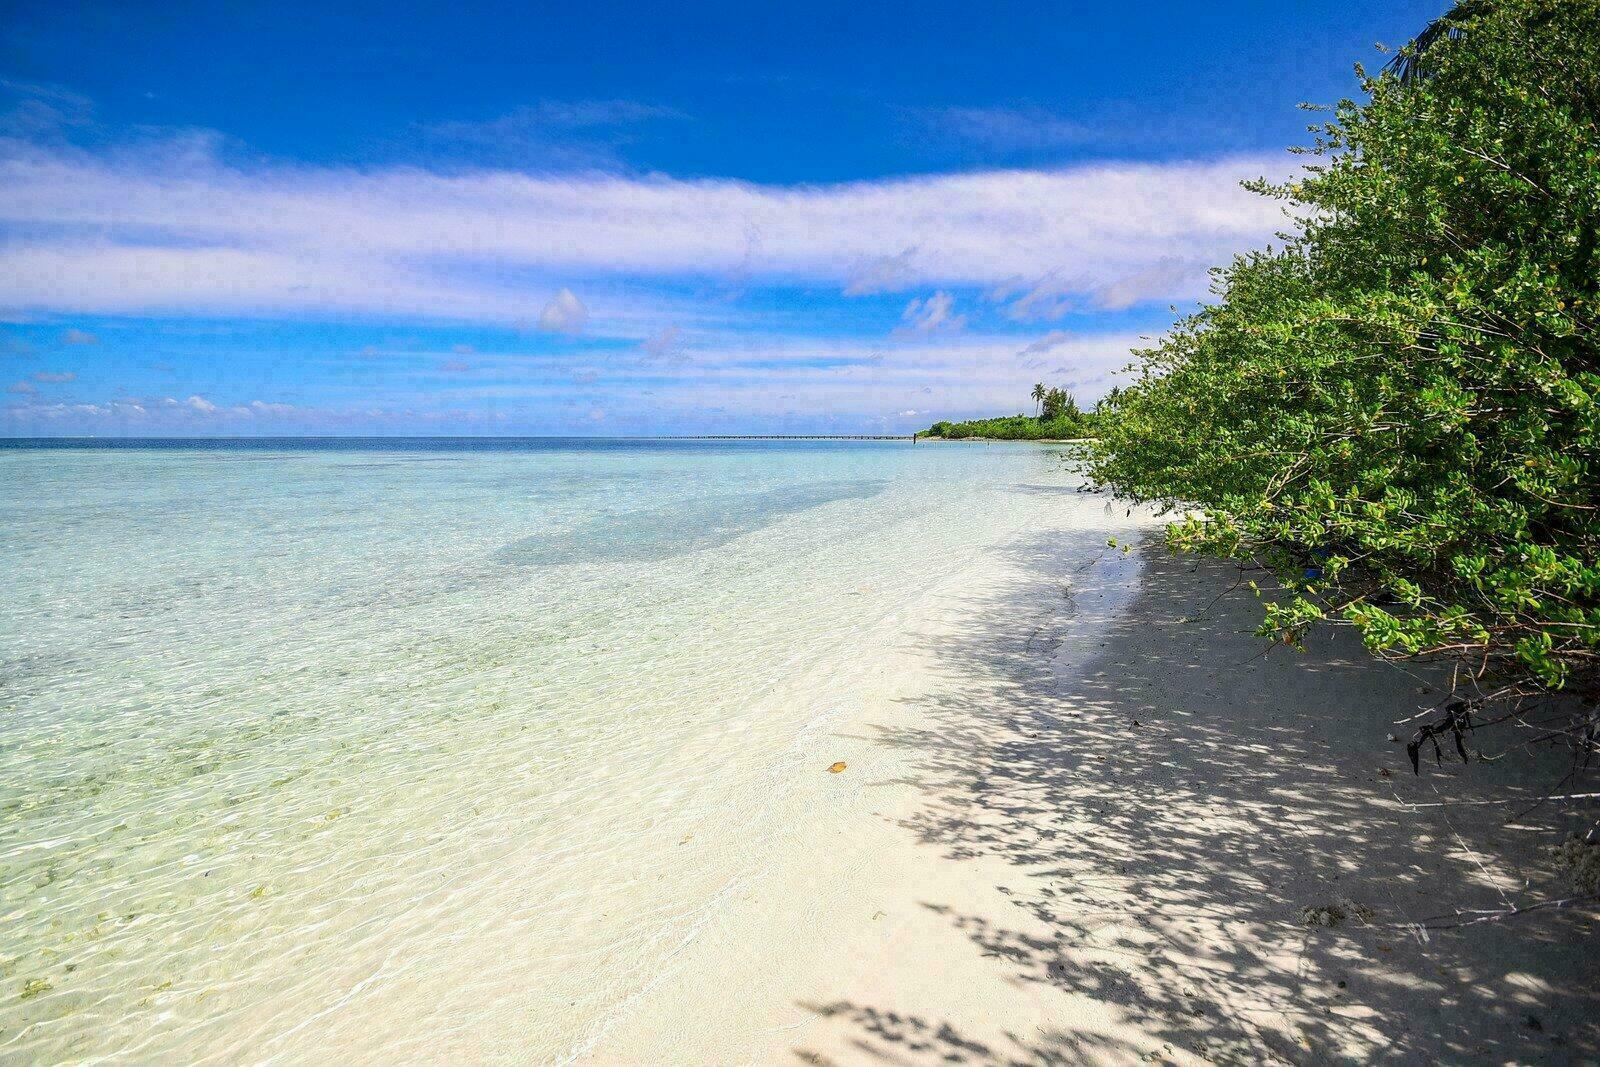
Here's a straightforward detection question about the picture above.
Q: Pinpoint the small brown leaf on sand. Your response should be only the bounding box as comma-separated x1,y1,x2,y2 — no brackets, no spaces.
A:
828,762,847,774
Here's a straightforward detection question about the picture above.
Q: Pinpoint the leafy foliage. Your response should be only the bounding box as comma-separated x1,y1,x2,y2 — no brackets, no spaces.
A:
1089,0,1600,716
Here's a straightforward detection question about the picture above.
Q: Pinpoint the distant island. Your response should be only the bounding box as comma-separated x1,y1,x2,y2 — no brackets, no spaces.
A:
921,383,1097,440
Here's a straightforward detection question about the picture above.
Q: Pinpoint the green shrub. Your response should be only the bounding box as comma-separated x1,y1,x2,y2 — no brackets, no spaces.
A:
1090,0,1599,719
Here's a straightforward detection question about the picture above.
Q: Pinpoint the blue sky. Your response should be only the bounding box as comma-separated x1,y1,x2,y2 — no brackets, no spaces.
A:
1,0,1445,436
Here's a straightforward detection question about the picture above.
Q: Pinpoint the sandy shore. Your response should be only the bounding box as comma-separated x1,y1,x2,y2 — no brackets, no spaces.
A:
590,517,1598,1064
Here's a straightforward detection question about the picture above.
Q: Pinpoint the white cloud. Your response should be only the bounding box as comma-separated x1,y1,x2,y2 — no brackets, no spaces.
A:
8,379,35,394
1019,330,1073,357
992,274,1077,321
993,255,1214,321
185,394,216,413
60,327,98,345
1095,255,1208,310
32,370,75,382
0,138,1289,321
537,288,589,334
843,247,919,296
900,291,966,334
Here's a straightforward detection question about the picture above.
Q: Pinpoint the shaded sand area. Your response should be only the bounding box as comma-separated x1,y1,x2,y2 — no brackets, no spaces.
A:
595,524,1599,1063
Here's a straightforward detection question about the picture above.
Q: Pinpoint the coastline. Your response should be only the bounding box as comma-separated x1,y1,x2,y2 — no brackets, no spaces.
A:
592,519,1599,1063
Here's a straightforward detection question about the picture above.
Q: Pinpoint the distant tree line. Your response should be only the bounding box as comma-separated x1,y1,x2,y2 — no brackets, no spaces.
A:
923,383,1094,440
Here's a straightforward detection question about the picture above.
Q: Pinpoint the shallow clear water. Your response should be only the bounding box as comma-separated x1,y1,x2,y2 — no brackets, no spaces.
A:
0,438,1084,1063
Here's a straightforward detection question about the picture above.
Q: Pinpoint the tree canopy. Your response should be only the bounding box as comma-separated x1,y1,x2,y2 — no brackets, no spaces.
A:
1089,0,1600,735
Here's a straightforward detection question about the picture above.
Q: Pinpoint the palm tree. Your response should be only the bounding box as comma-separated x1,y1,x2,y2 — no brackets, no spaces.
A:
1031,383,1046,417
1385,2,1482,84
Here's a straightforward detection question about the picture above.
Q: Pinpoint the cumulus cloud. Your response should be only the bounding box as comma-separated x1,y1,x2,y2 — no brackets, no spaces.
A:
899,291,966,334
537,288,589,334
0,137,1288,321
8,379,36,394
185,394,217,413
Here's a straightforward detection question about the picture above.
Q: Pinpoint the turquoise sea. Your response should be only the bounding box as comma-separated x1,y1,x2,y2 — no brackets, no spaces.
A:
0,438,1084,1062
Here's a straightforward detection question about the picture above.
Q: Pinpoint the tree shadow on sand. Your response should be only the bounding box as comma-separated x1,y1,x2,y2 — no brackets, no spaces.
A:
796,535,1598,1065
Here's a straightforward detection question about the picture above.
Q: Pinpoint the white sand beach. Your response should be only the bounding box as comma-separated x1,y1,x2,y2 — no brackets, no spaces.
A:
595,519,1599,1064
